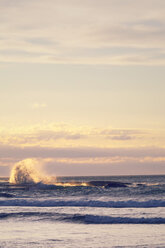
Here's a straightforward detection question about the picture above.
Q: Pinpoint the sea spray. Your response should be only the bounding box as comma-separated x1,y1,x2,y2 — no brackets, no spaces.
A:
9,159,87,186
9,159,44,184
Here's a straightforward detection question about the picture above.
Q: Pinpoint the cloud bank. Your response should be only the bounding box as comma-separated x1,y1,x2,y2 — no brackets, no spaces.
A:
0,145,165,176
0,124,164,176
0,124,154,147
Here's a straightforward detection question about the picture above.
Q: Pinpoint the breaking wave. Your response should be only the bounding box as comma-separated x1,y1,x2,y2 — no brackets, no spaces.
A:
9,159,56,185
0,211,165,224
64,215,165,224
8,160,130,188
9,159,43,184
9,159,88,187
0,199,165,208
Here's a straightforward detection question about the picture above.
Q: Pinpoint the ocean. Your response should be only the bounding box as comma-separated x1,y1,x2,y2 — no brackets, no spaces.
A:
0,175,165,248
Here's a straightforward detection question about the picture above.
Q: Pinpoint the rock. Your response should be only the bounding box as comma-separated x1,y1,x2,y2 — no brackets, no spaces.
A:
104,181,128,188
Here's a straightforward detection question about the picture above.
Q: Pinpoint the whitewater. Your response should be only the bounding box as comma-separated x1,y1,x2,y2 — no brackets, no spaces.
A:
0,160,165,247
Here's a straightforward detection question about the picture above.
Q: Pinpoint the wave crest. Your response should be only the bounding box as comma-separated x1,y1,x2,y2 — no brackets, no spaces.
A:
9,159,43,184
1,199,165,208
0,211,165,224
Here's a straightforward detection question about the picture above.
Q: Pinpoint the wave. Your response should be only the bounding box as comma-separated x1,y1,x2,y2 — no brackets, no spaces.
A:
66,215,165,224
9,159,43,184
0,211,165,224
0,193,14,198
0,199,165,208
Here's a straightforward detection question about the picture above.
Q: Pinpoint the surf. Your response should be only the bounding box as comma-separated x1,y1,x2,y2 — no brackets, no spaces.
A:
9,159,44,184
9,159,129,188
1,199,165,208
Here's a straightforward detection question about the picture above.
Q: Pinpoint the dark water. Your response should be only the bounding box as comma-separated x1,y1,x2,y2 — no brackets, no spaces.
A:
0,175,165,247
0,175,165,221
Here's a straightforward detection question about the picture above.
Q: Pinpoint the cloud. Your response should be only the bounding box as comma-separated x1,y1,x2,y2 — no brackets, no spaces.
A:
100,129,143,141
0,0,165,65
34,130,84,141
0,123,88,148
0,143,165,176
31,103,47,109
0,144,165,159
1,145,165,176
0,123,153,148
0,123,162,149
44,159,165,176
110,135,132,141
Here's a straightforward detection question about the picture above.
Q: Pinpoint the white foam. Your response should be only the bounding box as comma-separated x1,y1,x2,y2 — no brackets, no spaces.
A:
9,159,43,184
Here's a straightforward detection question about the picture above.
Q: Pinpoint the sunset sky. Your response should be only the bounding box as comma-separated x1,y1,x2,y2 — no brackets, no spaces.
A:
0,0,165,176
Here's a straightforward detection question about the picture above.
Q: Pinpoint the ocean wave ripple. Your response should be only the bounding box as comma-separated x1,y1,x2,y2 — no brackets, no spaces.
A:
0,211,165,224
0,199,165,208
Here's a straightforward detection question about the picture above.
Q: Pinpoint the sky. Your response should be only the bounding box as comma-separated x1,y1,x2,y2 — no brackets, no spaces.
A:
0,0,165,176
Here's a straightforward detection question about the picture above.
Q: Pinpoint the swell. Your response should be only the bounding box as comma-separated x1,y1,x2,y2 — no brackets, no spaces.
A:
0,212,165,224
0,199,165,208
2,178,165,190
66,215,165,224
0,193,14,198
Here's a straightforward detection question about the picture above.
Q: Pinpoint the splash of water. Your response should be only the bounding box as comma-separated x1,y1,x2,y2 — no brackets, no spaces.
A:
9,159,43,184
9,158,88,186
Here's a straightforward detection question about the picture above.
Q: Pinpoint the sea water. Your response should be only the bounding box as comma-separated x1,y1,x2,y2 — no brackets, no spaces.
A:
0,175,165,247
